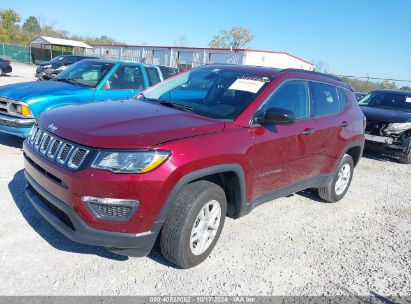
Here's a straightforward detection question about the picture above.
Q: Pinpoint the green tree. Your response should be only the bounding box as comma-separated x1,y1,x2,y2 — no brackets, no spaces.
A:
22,16,41,33
399,86,411,91
209,26,254,49
0,9,20,30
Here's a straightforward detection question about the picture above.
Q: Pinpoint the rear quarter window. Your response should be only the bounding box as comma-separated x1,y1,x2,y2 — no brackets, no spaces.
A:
311,82,340,117
145,67,162,86
338,88,348,110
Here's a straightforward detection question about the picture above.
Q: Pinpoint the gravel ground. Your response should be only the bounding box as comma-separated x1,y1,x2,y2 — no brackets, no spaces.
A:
0,65,409,297
0,133,409,297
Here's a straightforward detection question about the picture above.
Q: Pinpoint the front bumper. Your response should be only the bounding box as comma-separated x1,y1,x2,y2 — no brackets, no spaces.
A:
25,170,158,256
365,133,410,156
0,113,35,137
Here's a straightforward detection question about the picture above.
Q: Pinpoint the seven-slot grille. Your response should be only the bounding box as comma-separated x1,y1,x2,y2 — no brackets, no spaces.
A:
28,125,89,170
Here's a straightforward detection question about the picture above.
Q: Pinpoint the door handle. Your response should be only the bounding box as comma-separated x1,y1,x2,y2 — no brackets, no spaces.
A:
341,121,349,127
302,128,316,135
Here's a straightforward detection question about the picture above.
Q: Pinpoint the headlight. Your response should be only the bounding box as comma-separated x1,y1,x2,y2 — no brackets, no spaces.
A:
384,122,411,134
91,150,170,173
9,102,33,117
43,64,52,69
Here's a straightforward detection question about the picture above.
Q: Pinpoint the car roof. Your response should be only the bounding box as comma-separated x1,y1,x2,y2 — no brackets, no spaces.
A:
201,64,350,89
372,89,411,96
79,58,157,67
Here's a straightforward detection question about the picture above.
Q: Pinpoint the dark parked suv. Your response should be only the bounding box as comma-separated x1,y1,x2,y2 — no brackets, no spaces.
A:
359,89,411,163
0,57,12,76
23,65,365,268
35,55,99,80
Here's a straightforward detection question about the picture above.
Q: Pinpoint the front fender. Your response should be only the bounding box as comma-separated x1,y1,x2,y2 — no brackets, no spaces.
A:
26,92,95,117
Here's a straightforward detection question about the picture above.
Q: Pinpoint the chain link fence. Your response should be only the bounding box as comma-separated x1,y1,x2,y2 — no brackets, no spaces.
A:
1,43,88,64
0,43,32,64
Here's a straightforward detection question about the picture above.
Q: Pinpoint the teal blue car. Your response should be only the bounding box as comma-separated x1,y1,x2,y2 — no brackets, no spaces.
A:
0,59,164,138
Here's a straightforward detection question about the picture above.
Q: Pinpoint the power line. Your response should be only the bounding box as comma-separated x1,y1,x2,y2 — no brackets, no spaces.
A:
334,75,411,83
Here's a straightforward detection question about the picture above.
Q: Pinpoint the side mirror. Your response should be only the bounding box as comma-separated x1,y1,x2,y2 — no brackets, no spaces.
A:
255,107,295,125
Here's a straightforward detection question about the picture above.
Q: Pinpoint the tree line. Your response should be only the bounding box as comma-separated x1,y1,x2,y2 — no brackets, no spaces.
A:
0,8,120,45
1,8,408,91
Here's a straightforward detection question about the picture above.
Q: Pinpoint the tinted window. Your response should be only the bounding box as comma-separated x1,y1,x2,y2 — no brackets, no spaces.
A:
159,66,178,79
312,82,340,116
338,88,348,110
141,67,273,120
145,67,162,86
106,65,145,90
264,80,309,120
63,56,76,65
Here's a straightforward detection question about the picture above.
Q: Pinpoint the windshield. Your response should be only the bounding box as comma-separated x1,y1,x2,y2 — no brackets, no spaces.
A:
50,55,65,63
359,92,411,112
55,61,113,87
140,66,272,120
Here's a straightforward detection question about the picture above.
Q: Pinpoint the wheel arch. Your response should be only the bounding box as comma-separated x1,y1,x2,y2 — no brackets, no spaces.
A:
155,164,247,226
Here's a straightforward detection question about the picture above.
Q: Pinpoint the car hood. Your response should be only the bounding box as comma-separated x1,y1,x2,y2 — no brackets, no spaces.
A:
0,81,90,103
38,99,225,149
361,106,411,123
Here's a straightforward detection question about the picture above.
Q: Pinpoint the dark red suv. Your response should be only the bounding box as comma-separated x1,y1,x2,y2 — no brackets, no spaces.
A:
23,65,365,268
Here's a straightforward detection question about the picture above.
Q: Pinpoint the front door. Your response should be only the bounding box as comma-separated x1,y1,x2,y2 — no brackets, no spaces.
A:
251,79,319,200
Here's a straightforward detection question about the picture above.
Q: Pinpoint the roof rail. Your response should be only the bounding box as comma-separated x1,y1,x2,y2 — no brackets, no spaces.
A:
280,68,343,82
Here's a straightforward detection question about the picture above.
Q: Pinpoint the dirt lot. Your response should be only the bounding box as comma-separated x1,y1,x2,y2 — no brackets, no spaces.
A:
0,65,409,297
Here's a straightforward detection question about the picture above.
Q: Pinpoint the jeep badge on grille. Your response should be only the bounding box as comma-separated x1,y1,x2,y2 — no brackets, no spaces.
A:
48,123,57,132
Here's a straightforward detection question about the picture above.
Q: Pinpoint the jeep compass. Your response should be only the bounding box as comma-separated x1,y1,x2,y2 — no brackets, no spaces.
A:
23,65,365,268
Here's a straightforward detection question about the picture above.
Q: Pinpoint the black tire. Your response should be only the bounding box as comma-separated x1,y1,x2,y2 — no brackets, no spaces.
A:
399,150,411,164
317,154,354,203
160,180,227,268
399,138,411,164
0,68,3,77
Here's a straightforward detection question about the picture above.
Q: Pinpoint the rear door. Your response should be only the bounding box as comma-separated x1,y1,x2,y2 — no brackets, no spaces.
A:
251,79,318,199
310,82,351,172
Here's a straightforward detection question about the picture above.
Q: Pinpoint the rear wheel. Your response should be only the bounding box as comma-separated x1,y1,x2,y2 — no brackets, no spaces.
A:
160,180,227,268
317,154,354,203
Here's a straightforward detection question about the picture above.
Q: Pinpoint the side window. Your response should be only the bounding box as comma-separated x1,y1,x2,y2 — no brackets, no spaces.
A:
63,56,76,65
264,80,309,120
106,65,145,90
338,88,348,110
311,82,340,117
145,67,162,86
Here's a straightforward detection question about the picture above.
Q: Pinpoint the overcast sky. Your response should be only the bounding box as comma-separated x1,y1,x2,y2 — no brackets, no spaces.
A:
5,0,411,85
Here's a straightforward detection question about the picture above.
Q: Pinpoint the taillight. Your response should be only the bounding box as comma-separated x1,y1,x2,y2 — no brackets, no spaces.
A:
5,61,10,65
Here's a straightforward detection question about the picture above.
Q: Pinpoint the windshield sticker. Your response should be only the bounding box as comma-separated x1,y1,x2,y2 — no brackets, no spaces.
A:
229,79,265,93
406,97,411,103
239,76,271,83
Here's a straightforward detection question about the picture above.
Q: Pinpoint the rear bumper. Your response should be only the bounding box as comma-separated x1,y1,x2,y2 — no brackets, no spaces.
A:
2,65,12,73
25,171,158,256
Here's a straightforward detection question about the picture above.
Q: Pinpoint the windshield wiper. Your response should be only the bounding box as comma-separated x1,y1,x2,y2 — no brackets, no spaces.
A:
55,78,79,86
143,97,193,112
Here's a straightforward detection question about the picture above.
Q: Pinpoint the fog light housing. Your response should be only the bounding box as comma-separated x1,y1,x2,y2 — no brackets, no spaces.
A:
82,196,139,222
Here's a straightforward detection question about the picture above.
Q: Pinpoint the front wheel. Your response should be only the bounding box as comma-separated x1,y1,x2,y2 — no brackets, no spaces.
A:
317,154,354,203
399,150,411,164
160,180,227,268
